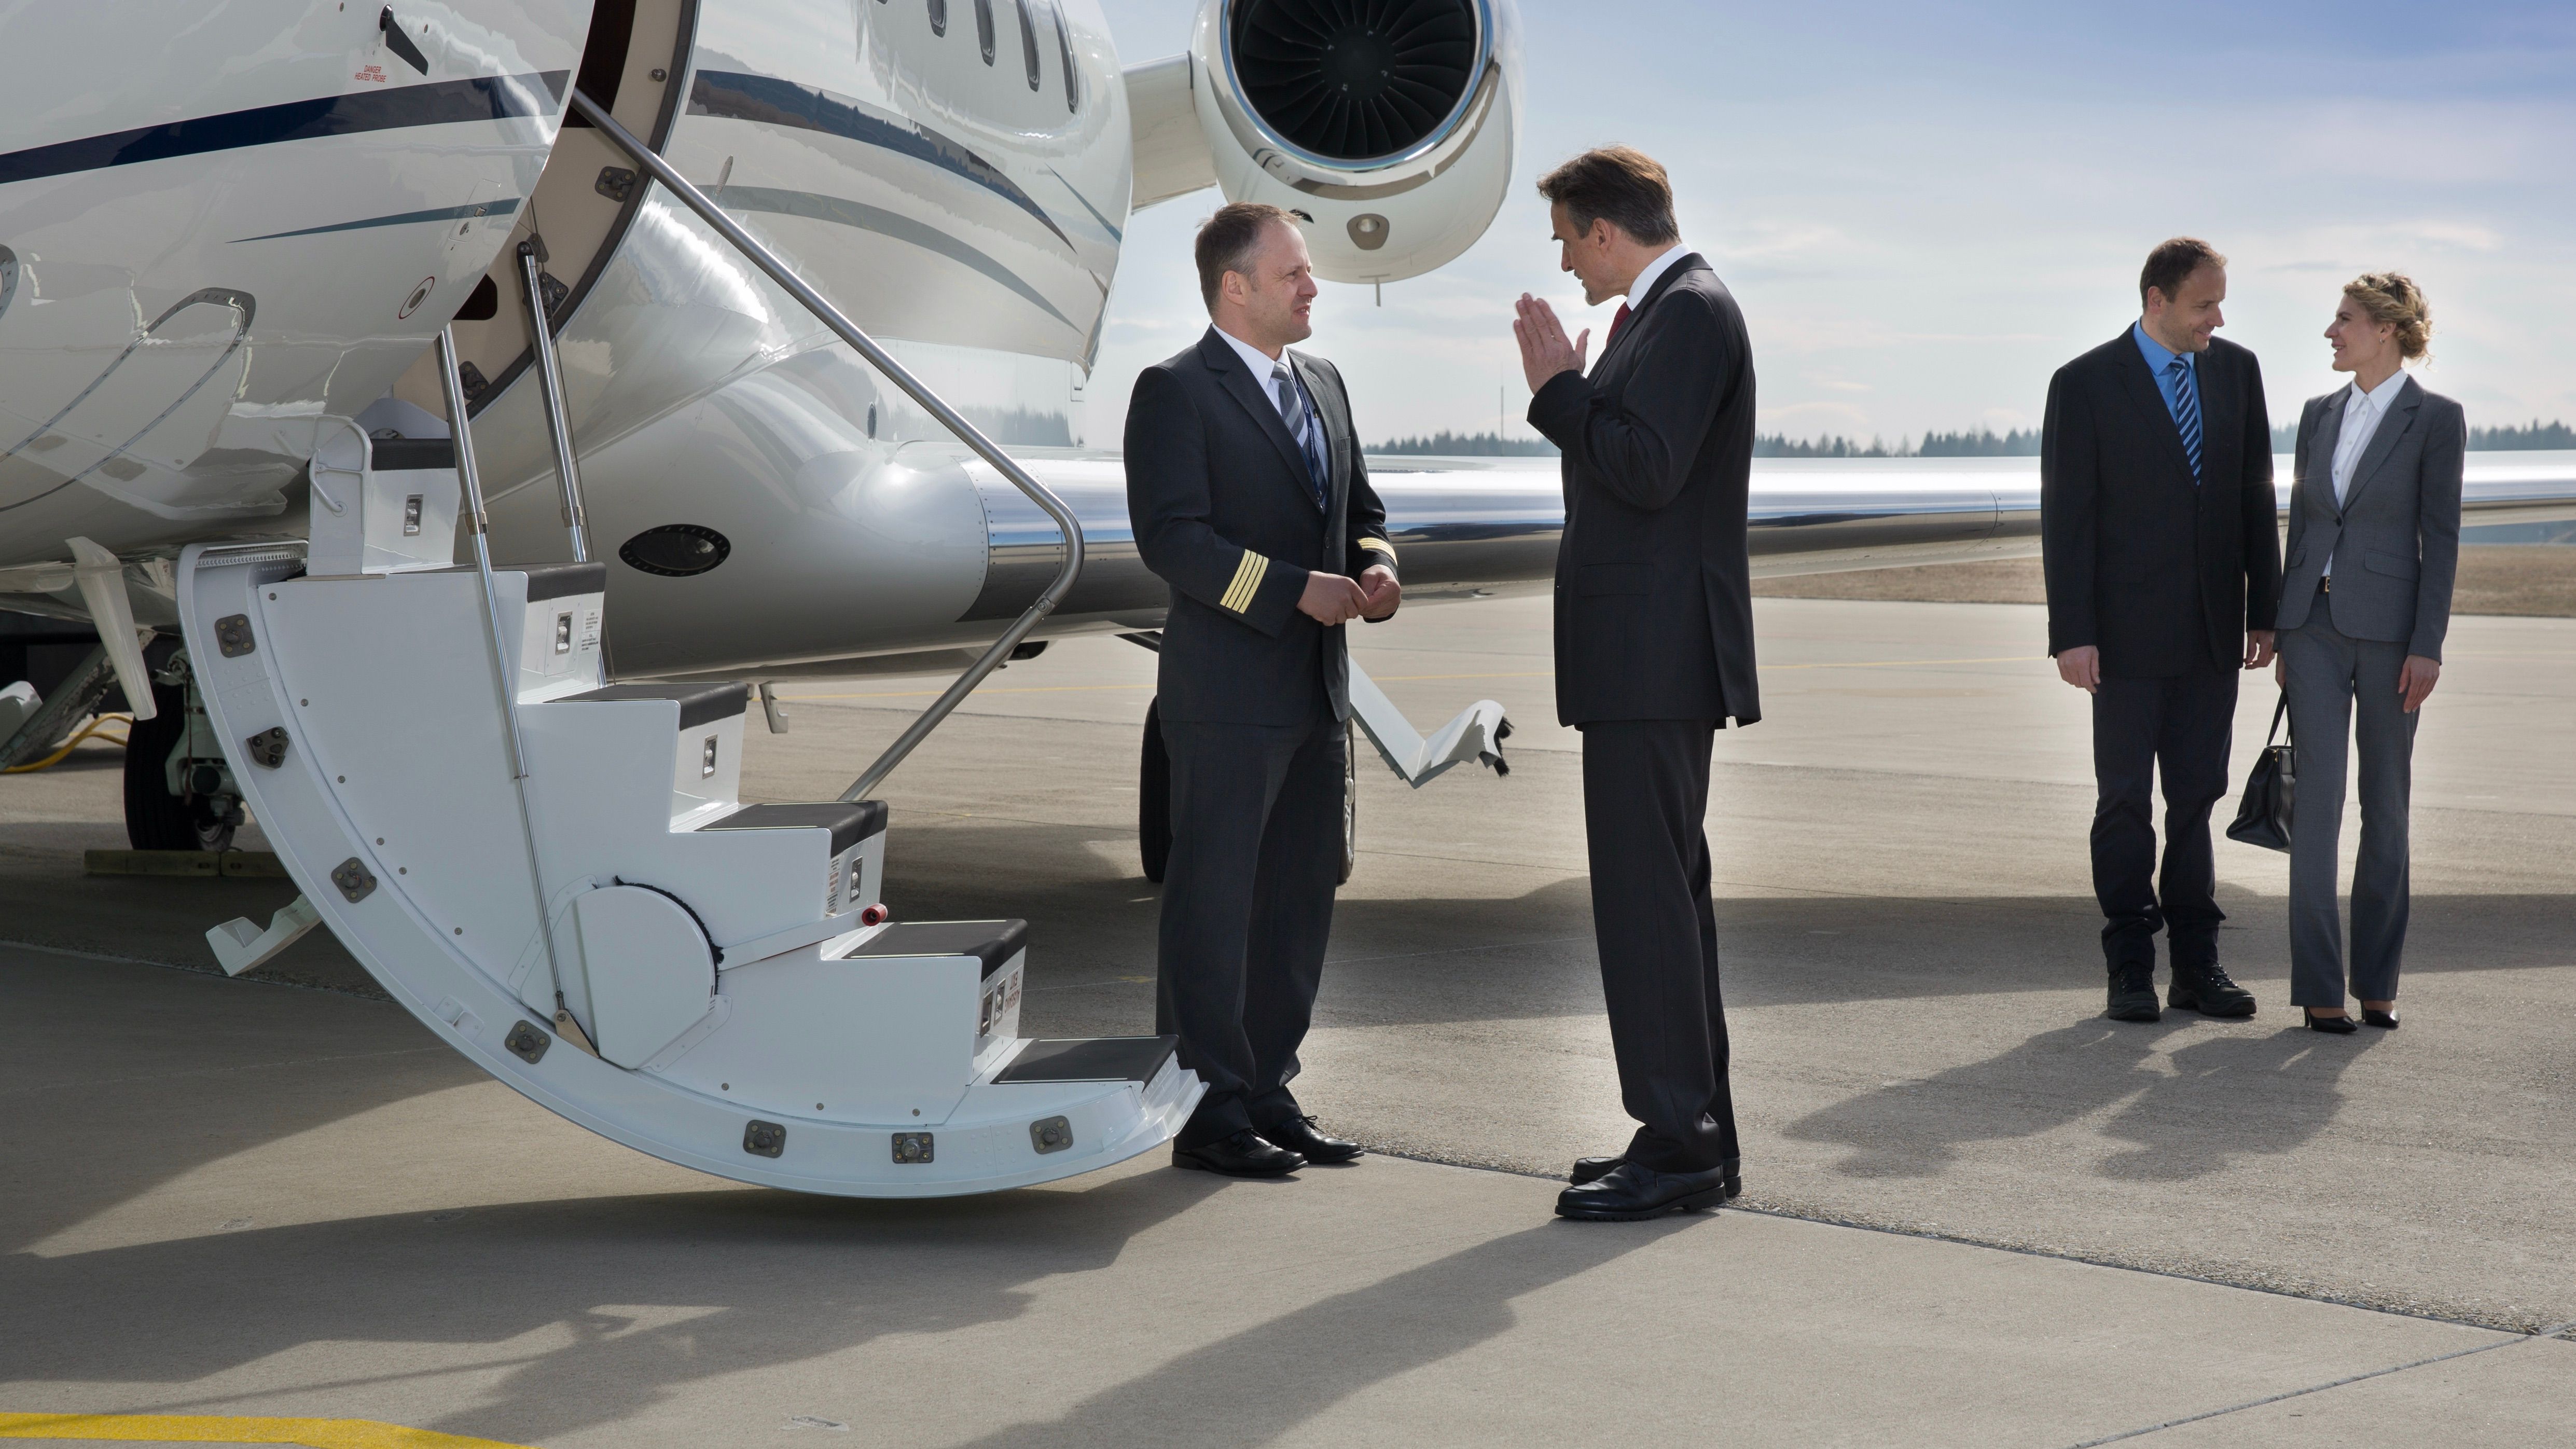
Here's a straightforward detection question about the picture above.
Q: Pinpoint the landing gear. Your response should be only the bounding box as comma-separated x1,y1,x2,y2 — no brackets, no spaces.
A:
1140,698,1171,884
1135,697,1356,887
121,651,242,852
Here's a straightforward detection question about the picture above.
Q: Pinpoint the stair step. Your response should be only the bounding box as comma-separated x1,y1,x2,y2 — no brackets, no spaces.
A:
559,681,749,729
703,800,889,857
522,560,608,602
843,918,1024,975
996,1036,1180,1084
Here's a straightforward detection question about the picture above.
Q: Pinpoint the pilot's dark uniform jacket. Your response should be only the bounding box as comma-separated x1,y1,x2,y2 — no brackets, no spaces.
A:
1125,325,1395,1149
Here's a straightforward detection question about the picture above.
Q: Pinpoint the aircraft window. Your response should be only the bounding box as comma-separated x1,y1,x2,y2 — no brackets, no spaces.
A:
1016,0,1040,91
1051,3,1076,111
975,0,994,63
926,0,945,35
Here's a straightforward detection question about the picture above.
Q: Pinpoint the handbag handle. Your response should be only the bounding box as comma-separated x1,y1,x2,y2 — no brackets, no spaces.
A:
2264,690,2290,747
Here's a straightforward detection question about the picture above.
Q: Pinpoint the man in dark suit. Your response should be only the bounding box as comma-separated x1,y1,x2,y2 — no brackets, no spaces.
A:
1126,202,1401,1177
2042,237,2280,1024
1512,147,1755,1221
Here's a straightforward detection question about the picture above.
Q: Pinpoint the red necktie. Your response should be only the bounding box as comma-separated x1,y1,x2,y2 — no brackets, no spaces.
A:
1606,301,1634,348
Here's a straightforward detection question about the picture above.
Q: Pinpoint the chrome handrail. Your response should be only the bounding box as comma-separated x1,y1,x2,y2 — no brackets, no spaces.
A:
517,242,592,562
564,89,1085,803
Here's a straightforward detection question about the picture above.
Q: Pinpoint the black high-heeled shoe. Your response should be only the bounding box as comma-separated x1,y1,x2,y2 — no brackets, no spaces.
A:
2361,1008,2399,1029
2303,1008,2358,1034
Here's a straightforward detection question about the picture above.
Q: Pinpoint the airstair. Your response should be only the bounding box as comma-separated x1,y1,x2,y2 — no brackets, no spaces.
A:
175,92,1200,1195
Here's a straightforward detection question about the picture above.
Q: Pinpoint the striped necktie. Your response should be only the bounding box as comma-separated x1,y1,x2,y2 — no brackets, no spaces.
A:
1271,360,1328,509
2166,354,2203,482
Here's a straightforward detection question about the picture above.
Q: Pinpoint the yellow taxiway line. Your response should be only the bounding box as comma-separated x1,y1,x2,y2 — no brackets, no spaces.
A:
0,1414,533,1448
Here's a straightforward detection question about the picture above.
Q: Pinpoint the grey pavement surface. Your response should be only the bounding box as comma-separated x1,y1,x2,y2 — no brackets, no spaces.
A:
4,596,2573,1446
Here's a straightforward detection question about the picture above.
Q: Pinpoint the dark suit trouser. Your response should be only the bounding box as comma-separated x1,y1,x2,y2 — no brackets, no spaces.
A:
1580,719,1739,1175
1157,701,1346,1149
2090,668,2238,972
2281,601,2418,1008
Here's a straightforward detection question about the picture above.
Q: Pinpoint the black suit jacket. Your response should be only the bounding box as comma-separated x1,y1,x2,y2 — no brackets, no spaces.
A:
1126,327,1395,726
1528,254,1760,728
2041,329,2280,678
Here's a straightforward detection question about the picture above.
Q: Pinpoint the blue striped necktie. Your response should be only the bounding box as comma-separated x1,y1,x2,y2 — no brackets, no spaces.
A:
2166,355,2203,482
1272,361,1329,510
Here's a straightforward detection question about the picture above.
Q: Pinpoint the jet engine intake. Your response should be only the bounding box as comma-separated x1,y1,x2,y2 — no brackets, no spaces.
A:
1183,0,1520,284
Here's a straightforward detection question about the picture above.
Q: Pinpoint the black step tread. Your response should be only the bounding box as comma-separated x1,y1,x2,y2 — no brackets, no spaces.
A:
369,437,454,471
842,919,1027,977
556,681,749,730
994,1035,1178,1084
522,561,609,602
701,801,889,855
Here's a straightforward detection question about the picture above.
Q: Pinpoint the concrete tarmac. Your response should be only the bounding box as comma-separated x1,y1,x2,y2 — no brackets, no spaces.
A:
5,596,2573,1445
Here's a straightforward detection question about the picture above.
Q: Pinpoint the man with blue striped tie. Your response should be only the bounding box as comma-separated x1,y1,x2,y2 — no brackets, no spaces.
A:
1126,202,1400,1176
2042,238,2282,1024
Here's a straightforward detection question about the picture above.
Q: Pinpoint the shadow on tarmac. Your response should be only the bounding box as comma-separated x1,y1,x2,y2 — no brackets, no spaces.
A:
1782,1017,2385,1182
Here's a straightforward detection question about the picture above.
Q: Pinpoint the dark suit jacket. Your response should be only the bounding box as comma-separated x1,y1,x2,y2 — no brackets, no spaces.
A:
2042,329,2280,678
1126,327,1396,726
1527,254,1760,728
2276,376,2464,660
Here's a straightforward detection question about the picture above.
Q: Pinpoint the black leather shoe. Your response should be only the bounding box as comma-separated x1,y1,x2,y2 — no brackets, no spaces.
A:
1258,1115,1363,1164
1570,1155,1622,1185
2169,961,2257,1018
2362,1008,2400,1029
2106,963,2161,1023
2302,1008,2359,1035
1173,1128,1305,1177
1556,1161,1738,1221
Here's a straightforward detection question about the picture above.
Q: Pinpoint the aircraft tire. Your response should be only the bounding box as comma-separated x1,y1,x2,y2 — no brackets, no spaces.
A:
122,678,238,852
1139,697,1171,884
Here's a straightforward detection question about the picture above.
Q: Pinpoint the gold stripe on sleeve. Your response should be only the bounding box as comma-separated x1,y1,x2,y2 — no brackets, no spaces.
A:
1356,537,1397,563
1221,550,1269,613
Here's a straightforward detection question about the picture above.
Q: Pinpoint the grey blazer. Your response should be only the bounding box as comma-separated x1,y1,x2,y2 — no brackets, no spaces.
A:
2275,375,2464,660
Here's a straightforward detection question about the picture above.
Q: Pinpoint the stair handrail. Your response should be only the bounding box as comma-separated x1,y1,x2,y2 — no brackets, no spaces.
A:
564,89,1085,804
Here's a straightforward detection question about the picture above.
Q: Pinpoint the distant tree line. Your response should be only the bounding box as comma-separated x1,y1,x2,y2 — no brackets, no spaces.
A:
1374,420,2574,460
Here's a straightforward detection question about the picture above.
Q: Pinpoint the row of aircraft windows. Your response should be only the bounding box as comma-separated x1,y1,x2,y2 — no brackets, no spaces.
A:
878,0,1081,112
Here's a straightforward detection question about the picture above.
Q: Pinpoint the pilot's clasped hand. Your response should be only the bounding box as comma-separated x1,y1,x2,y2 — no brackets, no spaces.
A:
1513,294,1588,393
1358,563,1401,622
1297,571,1369,626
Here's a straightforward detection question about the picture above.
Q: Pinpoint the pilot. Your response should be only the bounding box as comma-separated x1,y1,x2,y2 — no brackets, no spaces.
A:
1124,201,1400,1178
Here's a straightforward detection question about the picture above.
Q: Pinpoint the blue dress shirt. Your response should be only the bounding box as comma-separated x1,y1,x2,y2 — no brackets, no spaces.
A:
2131,321,2200,432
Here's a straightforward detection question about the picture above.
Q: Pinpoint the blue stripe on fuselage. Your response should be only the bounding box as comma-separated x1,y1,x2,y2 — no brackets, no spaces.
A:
0,72,571,187
687,71,1074,253
230,196,523,243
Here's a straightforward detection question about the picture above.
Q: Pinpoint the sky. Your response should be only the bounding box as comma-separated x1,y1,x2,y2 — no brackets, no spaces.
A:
1083,0,2576,448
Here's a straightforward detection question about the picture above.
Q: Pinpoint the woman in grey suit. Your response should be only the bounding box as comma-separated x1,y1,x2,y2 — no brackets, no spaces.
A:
2272,273,2463,1032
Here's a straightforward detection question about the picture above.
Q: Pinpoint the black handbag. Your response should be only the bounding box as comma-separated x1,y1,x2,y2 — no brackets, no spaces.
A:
2227,693,2295,852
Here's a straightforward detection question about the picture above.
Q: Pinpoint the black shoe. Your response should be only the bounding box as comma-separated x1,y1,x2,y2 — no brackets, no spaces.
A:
2362,1008,2400,1029
2302,1008,2359,1035
2106,963,2161,1023
1173,1128,1306,1177
1556,1161,1739,1221
1258,1115,1363,1164
1570,1155,1623,1185
2169,962,2258,1018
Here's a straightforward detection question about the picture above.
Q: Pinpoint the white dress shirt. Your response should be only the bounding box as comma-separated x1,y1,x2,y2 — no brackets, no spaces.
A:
1621,242,1688,323
2324,368,2411,576
1214,324,1319,431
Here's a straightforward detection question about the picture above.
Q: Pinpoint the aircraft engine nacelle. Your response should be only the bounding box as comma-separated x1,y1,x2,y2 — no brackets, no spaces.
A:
1186,0,1521,284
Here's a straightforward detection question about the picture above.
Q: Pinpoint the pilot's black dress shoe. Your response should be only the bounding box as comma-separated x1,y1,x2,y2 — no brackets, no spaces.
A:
1557,1161,1738,1221
2106,962,2161,1023
1572,1155,1740,1195
1173,1128,1305,1177
2168,961,2257,1017
1258,1115,1363,1164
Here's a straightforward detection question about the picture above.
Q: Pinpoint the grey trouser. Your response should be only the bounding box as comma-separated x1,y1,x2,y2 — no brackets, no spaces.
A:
2280,597,2421,1006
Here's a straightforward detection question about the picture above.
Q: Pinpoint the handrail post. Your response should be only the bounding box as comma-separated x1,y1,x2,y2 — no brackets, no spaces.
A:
518,242,592,563
562,88,1083,803
438,327,574,1035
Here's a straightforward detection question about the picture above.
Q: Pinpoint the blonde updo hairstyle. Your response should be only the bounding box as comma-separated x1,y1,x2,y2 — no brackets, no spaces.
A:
2344,272,2432,362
